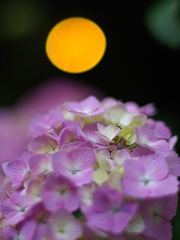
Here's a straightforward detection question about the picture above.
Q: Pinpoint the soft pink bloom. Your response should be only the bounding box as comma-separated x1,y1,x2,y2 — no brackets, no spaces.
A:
3,159,29,187
2,219,36,240
58,121,75,147
136,125,170,157
113,149,132,166
84,184,137,234
82,123,108,146
0,94,179,238
125,101,157,117
0,79,103,169
82,222,109,240
46,209,82,240
28,133,58,154
122,154,178,198
147,119,172,139
73,121,116,151
67,96,106,117
132,146,154,157
168,135,178,150
0,181,13,202
29,153,53,175
30,107,64,138
41,174,80,212
24,202,50,240
1,189,33,225
139,194,177,240
166,151,180,177
53,146,96,186
3,149,32,187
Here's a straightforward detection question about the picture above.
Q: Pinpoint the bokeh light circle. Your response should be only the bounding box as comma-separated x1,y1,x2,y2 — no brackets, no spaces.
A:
45,17,106,73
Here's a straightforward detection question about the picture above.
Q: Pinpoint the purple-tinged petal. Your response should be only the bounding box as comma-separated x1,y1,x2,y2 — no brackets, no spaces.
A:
15,148,33,163
122,155,178,198
145,215,172,240
59,126,76,147
18,219,36,240
140,154,168,180
73,121,87,142
113,149,132,166
0,181,13,202
166,151,180,176
82,222,109,240
84,184,137,234
30,107,64,137
1,189,33,225
29,153,53,175
169,135,178,150
132,146,154,157
67,96,105,117
147,119,172,139
123,159,145,181
41,174,80,212
53,147,96,186
28,133,58,154
136,125,156,144
136,125,170,157
4,160,29,187
47,209,82,240
2,226,18,239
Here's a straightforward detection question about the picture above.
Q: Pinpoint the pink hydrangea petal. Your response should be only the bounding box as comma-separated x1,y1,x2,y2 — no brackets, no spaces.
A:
47,209,82,240
29,153,53,175
4,160,29,187
59,126,76,147
67,96,100,114
140,154,168,180
149,175,178,197
148,140,170,157
41,174,80,212
33,223,48,240
169,135,178,150
123,171,178,198
30,108,63,137
73,121,87,142
2,226,18,239
15,148,33,163
123,159,145,181
53,147,95,186
83,123,107,145
139,103,157,116
18,219,36,240
108,212,131,234
166,151,180,176
82,222,109,240
67,96,104,117
148,120,172,139
144,215,172,240
122,177,152,198
28,133,58,153
136,125,156,144
1,199,25,225
132,146,154,157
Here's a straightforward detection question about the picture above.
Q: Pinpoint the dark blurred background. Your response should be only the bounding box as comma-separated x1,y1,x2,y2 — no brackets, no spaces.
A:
0,0,180,238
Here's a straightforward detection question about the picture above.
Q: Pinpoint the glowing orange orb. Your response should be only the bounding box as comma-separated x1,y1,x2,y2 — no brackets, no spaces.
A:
45,17,106,73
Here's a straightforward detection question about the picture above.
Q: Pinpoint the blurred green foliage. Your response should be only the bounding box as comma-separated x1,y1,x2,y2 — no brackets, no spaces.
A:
144,0,180,49
0,0,50,41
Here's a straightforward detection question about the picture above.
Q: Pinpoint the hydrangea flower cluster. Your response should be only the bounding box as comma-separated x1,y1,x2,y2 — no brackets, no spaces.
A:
0,95,179,240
